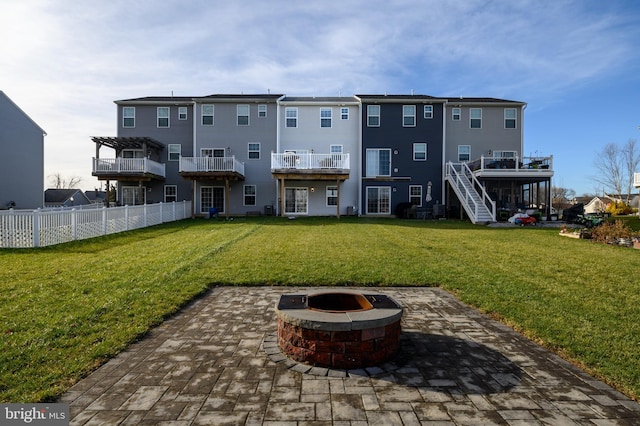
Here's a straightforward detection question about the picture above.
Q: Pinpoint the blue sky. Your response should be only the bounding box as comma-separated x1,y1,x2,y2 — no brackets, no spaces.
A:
1,0,639,196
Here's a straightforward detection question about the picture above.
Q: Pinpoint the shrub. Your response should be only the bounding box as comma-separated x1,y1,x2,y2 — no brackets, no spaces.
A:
605,201,634,216
590,220,637,244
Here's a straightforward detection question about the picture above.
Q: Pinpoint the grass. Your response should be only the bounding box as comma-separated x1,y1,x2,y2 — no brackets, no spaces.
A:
0,216,639,402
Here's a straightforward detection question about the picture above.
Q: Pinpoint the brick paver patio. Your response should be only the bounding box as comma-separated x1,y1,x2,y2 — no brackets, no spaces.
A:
60,287,640,425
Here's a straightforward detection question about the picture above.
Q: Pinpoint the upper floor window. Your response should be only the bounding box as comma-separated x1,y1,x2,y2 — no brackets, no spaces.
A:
367,105,380,127
202,148,225,157
470,108,482,129
424,105,433,119
452,108,461,121
285,107,298,128
122,149,144,158
413,143,427,161
403,105,416,127
458,145,471,162
178,107,187,120
168,144,181,161
320,108,332,128
366,148,391,177
248,142,260,159
258,104,267,118
202,105,214,125
340,107,349,120
164,185,177,203
504,108,517,129
123,107,135,128
237,105,249,126
157,107,170,128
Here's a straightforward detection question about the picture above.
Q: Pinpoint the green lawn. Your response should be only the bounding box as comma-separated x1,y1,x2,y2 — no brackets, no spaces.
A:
1,217,639,402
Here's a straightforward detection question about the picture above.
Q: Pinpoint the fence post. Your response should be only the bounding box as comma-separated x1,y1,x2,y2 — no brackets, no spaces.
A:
9,208,15,248
125,205,129,231
33,209,40,248
143,204,147,227
102,207,107,235
72,208,77,241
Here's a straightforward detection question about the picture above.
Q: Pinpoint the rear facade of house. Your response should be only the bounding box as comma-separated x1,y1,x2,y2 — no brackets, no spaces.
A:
92,92,552,222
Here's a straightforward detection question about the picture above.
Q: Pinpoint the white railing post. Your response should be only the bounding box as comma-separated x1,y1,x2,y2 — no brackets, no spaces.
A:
71,208,78,241
33,209,40,248
125,205,129,231
102,207,107,235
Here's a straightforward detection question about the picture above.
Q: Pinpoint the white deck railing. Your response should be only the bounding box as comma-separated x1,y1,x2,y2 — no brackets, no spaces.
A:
179,156,245,175
271,153,350,170
445,162,496,223
0,201,191,248
93,157,166,177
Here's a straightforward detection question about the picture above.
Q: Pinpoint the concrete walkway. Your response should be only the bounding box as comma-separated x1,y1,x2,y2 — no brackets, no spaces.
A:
61,287,640,425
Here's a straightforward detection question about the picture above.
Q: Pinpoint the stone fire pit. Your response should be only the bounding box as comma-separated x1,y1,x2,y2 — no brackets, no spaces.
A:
275,290,403,369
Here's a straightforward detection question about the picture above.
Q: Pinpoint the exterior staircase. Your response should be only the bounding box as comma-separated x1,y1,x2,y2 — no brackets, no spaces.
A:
445,162,496,224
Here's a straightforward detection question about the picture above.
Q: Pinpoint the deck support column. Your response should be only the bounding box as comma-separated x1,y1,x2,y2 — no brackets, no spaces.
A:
336,179,341,219
280,177,286,217
225,179,230,219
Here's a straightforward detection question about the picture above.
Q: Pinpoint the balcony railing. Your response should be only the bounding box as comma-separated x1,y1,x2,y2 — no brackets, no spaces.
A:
468,155,553,173
179,156,244,175
92,157,166,178
271,153,350,170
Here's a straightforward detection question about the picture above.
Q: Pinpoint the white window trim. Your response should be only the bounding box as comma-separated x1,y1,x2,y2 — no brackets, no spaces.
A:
168,144,181,161
258,104,267,118
403,105,416,127
366,148,391,177
202,104,214,126
123,107,135,128
340,107,349,120
470,108,482,129
330,144,343,154
366,186,391,215
424,105,433,119
248,142,260,160
413,143,427,161
452,107,461,121
458,145,471,162
285,107,298,128
178,107,187,120
243,185,257,206
326,185,338,207
367,105,380,127
157,107,170,128
320,107,332,128
504,108,517,129
237,104,250,126
409,185,423,207
164,185,177,203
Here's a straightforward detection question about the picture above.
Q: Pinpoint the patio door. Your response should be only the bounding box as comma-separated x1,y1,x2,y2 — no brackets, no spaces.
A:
200,186,225,214
285,187,308,214
366,186,391,214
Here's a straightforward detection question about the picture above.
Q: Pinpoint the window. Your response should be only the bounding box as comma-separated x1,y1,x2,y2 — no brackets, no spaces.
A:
201,148,224,158
367,105,380,127
178,107,187,120
341,107,349,120
285,187,308,214
366,149,391,177
285,107,298,128
424,105,433,119
413,143,427,161
248,142,260,160
168,144,181,161
320,107,332,128
237,104,249,126
202,104,214,125
458,145,471,162
200,186,224,214
244,185,256,206
330,144,343,154
409,185,422,206
164,185,177,203
452,108,461,121
122,149,143,158
403,105,416,127
366,187,391,214
504,108,517,129
157,107,169,128
326,186,338,206
123,107,135,128
470,108,482,128
258,104,267,118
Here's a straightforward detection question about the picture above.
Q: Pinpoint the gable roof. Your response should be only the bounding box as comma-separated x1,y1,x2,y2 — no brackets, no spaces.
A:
44,189,91,205
0,91,47,135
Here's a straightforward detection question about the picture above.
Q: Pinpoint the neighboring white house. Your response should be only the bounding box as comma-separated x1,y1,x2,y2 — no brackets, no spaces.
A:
0,91,47,209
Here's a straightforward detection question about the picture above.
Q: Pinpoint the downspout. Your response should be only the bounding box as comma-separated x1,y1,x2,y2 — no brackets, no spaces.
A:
191,100,197,218
441,99,447,209
276,95,285,216
356,97,362,216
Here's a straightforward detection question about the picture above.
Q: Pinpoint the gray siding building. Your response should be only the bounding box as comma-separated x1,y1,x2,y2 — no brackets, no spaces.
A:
0,91,46,209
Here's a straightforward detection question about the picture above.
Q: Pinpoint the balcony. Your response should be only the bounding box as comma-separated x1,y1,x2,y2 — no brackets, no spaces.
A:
179,156,245,180
92,157,166,181
467,155,553,179
271,153,350,180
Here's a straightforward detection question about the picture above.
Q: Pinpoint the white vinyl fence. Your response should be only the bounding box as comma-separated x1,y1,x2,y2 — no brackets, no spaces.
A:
0,201,191,248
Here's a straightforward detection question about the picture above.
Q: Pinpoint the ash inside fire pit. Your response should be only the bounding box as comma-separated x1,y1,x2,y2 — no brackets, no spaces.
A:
275,290,403,369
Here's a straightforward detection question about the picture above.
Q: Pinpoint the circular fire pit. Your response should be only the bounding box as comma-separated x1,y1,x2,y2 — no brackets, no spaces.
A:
275,290,403,370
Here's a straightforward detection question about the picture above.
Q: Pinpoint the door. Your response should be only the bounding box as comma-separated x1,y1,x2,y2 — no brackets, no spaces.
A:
285,187,308,214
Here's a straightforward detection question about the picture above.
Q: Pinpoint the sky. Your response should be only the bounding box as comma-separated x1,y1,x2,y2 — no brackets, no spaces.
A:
1,0,639,197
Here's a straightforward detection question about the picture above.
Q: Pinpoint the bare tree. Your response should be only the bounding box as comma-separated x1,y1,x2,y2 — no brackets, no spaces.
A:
593,143,624,198
48,173,83,189
551,186,575,210
621,139,639,203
